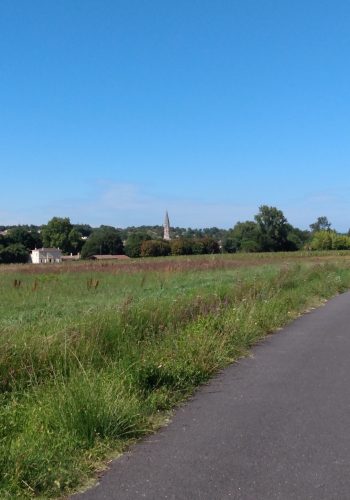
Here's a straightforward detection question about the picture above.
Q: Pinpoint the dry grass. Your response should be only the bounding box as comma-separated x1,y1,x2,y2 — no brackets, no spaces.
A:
2,252,350,497
2,250,350,276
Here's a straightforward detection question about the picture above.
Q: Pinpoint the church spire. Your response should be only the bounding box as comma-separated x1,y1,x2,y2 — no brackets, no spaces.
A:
163,210,171,240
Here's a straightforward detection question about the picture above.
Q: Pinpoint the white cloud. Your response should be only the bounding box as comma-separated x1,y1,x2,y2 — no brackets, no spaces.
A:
80,182,255,228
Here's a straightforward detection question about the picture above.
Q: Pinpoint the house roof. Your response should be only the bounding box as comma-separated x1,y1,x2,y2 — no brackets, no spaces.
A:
32,247,62,253
89,254,130,260
61,255,80,261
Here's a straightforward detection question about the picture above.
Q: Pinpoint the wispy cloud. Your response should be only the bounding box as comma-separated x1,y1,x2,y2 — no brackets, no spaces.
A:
75,181,255,228
283,187,350,231
3,181,350,231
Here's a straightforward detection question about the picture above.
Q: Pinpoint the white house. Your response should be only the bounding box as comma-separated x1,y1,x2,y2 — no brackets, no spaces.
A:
30,248,62,264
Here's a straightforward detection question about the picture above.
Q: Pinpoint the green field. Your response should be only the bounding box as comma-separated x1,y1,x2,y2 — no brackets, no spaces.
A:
2,252,350,498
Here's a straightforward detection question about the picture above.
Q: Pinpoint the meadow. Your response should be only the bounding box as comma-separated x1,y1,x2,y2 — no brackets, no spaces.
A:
2,252,350,498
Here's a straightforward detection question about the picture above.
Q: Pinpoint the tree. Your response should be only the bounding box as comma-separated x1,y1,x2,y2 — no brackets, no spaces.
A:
81,227,124,259
310,216,331,233
310,230,350,250
332,234,350,250
228,221,261,252
72,224,93,237
41,217,73,253
7,227,42,250
254,205,289,252
190,239,205,254
124,232,151,258
140,240,171,257
170,239,193,256
286,225,311,251
240,239,260,252
0,235,7,249
67,228,84,254
169,237,220,255
201,237,220,254
41,218,84,254
310,231,334,250
222,237,238,253
0,244,29,264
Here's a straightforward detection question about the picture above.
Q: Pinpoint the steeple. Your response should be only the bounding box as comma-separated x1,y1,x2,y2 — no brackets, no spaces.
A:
163,210,171,240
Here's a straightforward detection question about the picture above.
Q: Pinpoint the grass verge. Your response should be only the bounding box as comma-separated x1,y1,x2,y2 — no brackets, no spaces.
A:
1,259,350,497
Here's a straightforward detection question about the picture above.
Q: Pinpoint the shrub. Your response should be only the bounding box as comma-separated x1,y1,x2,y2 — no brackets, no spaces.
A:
81,228,124,259
170,239,193,256
190,239,205,254
310,231,350,251
222,237,238,253
0,244,29,264
170,238,220,256
124,233,151,258
140,240,171,257
332,234,350,250
310,231,333,250
240,239,260,252
201,237,220,254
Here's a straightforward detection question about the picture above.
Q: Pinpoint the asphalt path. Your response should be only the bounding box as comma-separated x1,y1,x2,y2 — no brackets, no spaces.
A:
73,291,350,500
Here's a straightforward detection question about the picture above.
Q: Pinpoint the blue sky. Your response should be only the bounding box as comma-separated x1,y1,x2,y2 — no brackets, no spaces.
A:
1,0,349,230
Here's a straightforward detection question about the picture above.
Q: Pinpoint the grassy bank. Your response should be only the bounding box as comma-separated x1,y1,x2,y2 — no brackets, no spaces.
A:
1,254,350,497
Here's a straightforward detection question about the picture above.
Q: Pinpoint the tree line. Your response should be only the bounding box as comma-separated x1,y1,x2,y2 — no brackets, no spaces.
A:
0,207,348,264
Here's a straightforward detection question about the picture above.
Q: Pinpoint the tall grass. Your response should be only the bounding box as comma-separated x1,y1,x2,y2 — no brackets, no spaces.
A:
1,256,350,497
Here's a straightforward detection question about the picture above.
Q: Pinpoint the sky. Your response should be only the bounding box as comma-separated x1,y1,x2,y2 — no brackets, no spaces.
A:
0,0,349,230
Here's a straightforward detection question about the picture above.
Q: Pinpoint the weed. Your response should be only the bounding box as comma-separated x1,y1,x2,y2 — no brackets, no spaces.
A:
1,254,350,497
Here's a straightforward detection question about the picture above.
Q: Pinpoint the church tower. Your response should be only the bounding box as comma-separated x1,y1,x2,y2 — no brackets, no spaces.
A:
163,210,171,240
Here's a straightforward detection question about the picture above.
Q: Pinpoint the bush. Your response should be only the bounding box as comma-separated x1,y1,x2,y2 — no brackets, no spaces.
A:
310,231,333,250
170,237,220,256
309,231,350,251
0,244,29,264
240,239,260,252
201,237,220,254
190,239,205,254
332,234,350,250
171,239,193,256
222,237,238,253
140,240,171,257
81,228,124,259
124,233,151,258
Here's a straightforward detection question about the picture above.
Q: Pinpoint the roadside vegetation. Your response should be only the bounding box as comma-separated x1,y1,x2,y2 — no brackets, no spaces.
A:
1,253,350,497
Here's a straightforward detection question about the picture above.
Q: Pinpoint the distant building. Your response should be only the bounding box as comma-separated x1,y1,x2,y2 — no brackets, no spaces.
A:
88,255,130,261
30,248,62,264
61,253,81,262
163,210,171,240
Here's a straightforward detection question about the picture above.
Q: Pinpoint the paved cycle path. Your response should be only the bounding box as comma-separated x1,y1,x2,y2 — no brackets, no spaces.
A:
74,291,350,499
